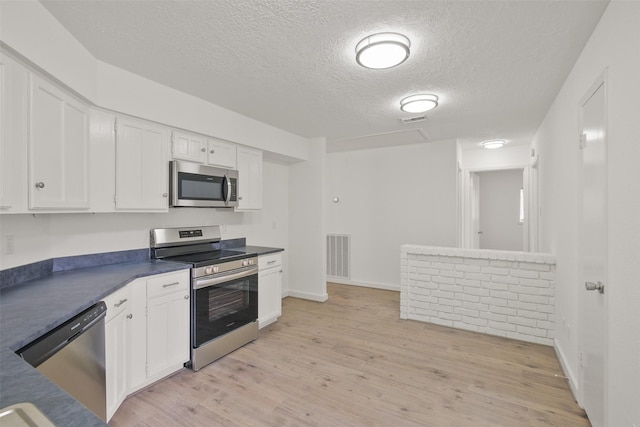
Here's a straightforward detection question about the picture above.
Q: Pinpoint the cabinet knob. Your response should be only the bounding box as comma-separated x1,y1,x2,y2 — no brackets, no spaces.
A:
35,182,45,189
210,149,215,154
184,295,190,300
201,148,206,152
162,193,168,197
238,196,243,200
126,314,133,319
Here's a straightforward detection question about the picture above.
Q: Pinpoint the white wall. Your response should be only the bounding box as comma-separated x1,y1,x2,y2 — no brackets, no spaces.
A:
461,144,530,170
533,2,640,425
288,138,327,301
326,140,458,290
477,169,524,251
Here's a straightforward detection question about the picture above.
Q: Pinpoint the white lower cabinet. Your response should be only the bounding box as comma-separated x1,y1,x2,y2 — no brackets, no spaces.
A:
103,269,190,421
145,273,191,378
258,253,283,328
104,285,132,422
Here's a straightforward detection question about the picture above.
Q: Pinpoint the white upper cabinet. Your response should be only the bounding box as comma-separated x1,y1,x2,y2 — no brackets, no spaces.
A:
115,116,169,211
207,137,236,169
171,130,206,163
0,53,29,213
235,146,262,211
28,74,89,210
89,109,116,212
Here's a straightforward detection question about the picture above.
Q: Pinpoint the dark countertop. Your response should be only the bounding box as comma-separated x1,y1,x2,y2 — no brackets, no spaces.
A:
0,258,189,426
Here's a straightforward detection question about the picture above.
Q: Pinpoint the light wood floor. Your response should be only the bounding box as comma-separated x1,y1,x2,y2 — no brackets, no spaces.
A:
110,283,590,427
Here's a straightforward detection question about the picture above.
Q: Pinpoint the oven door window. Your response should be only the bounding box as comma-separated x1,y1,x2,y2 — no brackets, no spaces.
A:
193,274,258,347
178,172,224,201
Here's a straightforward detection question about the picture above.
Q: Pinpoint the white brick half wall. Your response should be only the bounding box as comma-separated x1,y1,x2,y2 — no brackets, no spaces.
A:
400,245,556,346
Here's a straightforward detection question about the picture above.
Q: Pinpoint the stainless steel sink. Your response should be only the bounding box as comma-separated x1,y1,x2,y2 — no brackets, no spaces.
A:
0,402,56,427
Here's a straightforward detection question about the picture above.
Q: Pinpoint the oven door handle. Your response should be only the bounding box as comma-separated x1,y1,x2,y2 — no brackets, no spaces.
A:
193,266,258,289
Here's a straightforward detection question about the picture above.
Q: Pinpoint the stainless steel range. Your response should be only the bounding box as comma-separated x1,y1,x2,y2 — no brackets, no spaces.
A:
150,226,258,371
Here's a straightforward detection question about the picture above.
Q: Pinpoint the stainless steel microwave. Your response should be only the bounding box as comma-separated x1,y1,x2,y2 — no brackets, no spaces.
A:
169,160,238,208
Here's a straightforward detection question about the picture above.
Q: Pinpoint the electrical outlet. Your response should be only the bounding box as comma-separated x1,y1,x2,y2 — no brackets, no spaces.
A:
4,235,15,255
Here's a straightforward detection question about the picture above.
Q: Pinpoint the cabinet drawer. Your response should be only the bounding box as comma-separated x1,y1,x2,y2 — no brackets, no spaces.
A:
147,271,189,299
259,253,282,270
103,285,130,323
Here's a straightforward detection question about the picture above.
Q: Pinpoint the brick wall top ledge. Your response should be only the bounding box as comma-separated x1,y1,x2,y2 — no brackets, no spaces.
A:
401,245,556,265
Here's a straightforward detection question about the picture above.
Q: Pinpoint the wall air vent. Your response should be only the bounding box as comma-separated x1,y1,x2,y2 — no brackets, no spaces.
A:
327,234,350,280
400,115,427,124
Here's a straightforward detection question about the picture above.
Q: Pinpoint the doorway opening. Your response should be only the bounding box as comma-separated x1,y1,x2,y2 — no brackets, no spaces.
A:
459,161,538,252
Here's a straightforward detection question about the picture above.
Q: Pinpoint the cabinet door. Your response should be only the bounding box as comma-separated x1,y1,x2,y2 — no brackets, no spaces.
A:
235,146,262,211
172,130,206,163
258,257,282,329
147,290,190,378
29,74,89,209
105,308,130,421
89,110,116,212
207,138,236,168
115,116,169,211
103,285,131,421
0,53,28,213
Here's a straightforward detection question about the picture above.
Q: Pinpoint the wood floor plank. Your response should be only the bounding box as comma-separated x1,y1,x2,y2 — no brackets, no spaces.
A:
110,283,589,426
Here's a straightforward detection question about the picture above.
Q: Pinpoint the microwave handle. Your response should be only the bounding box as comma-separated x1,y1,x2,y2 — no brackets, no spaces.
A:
224,175,231,204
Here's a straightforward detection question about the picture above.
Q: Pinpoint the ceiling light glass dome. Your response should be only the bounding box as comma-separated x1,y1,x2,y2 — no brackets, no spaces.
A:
481,140,506,149
400,94,439,113
355,32,411,69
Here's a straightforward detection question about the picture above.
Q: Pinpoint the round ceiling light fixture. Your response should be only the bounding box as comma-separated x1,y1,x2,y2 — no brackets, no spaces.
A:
481,139,506,149
400,94,439,113
355,32,411,69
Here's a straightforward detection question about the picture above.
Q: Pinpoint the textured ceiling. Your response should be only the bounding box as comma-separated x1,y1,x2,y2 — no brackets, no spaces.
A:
40,0,608,151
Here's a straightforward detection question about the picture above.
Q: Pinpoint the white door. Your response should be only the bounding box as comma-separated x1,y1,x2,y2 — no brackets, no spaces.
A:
579,78,607,427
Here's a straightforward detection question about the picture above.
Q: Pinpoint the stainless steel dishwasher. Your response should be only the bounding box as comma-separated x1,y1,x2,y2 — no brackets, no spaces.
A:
17,301,107,421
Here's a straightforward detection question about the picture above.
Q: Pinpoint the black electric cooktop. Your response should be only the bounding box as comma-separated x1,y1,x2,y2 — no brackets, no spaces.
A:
163,249,257,267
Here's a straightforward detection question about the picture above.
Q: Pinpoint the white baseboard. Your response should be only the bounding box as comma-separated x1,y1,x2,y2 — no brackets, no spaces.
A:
554,338,581,406
327,278,400,292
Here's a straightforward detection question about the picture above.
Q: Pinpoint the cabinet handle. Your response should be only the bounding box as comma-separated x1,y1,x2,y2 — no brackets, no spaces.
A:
238,196,243,200
114,298,128,308
279,270,283,273
267,260,276,265
126,314,133,319
35,182,45,189
201,148,206,152
210,149,215,154
162,193,168,197
163,281,180,288
184,295,189,300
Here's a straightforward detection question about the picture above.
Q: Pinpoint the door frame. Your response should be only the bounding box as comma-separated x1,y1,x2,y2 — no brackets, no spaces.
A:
459,164,536,251
577,69,609,421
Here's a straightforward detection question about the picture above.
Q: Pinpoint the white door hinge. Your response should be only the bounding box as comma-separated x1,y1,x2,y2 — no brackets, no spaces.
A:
579,133,587,150
114,118,118,134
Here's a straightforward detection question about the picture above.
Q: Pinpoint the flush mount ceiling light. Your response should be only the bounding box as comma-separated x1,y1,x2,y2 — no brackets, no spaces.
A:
355,32,410,69
481,139,506,149
400,94,439,113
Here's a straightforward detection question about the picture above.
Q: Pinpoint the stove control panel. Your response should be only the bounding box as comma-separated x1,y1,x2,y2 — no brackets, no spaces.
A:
204,266,220,275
